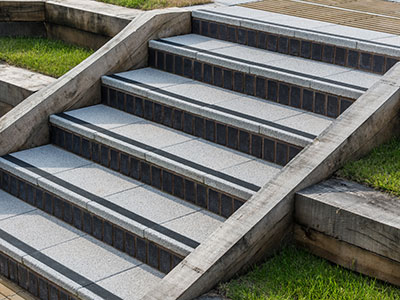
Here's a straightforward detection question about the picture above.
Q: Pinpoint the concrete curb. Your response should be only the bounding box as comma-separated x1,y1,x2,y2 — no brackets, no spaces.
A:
140,62,400,299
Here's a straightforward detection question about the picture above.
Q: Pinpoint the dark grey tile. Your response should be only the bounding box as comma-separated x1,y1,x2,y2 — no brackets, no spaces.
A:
227,26,236,42
238,28,247,45
173,110,183,130
28,271,38,296
126,233,135,257
100,145,109,167
17,265,28,289
263,138,275,162
151,166,161,189
196,184,207,208
130,157,140,180
251,135,262,158
160,249,171,273
1,172,9,192
55,127,65,148
184,179,195,203
227,127,238,150
289,146,301,161
136,237,147,263
267,34,277,51
201,20,209,36
144,100,153,120
340,99,353,114
157,51,165,70
322,45,334,63
204,63,212,84
278,37,288,54
256,77,266,99
194,61,202,81
173,175,184,199
154,103,162,123
183,112,193,134
101,86,108,105
315,92,326,115
234,72,244,93
290,86,301,108
163,106,173,127
302,89,314,111
245,74,255,96
148,242,158,269
327,95,339,118
53,197,62,219
166,53,174,73
175,56,183,76
104,221,113,245
194,116,204,138
347,50,359,68
59,291,68,300
91,142,100,163
300,41,311,58
44,193,53,215
93,216,103,240
38,278,48,300
192,19,200,34
184,58,193,78
208,189,220,215
117,91,125,111
141,162,151,185
335,47,346,66
114,227,124,251
148,48,156,67
289,39,300,56
172,255,182,269
248,30,257,47
83,212,92,234
386,57,398,72
239,130,250,154
209,22,218,38
360,53,372,70
134,97,144,117
82,138,91,159
205,119,215,142
65,131,73,152
0,254,8,277
221,194,232,218
9,176,17,196
258,32,267,49
276,143,288,166
49,285,58,300
218,24,228,41
8,260,17,283
162,170,173,194
267,80,277,102
223,69,233,90
214,67,223,87
72,134,80,155
373,55,384,73
278,84,289,105
311,43,322,61
63,201,72,224
109,89,117,108
73,206,82,230
216,123,226,145
120,153,130,176
35,188,43,210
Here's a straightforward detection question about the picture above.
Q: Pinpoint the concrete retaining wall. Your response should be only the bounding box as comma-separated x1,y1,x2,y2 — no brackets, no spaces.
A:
141,64,400,300
0,8,191,155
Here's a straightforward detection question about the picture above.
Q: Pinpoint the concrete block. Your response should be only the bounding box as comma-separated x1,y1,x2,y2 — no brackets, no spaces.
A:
149,40,198,59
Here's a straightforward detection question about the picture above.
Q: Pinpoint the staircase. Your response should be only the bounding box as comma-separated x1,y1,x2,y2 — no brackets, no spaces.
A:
0,6,385,300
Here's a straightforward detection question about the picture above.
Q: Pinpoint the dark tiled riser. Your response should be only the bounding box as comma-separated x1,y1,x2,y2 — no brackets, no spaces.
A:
0,170,183,274
101,86,302,165
192,18,399,75
0,252,77,300
149,49,354,118
50,125,246,218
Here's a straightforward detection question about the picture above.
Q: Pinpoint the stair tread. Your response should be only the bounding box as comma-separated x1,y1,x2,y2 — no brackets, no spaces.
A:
104,68,332,142
151,34,381,92
0,145,224,254
51,105,282,192
0,190,163,300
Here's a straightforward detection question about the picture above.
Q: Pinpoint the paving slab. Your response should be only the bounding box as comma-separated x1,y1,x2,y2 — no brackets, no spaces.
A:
0,190,35,222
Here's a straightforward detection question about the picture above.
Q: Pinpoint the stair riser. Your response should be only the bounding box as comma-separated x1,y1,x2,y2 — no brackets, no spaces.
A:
50,125,246,218
149,48,355,118
192,17,399,75
0,169,183,274
101,85,303,166
0,252,77,300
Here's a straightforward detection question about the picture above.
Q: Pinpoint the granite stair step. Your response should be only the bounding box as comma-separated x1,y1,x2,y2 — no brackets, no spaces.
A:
149,34,381,117
49,105,282,211
192,7,400,74
102,68,332,153
0,189,164,300
0,145,224,275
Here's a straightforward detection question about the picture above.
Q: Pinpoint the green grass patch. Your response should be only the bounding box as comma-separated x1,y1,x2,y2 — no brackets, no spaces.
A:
336,137,400,196
219,246,400,300
0,37,94,78
97,0,211,10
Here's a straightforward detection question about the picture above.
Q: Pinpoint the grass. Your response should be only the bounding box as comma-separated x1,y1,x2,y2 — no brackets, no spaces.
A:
0,37,94,78
219,246,400,300
336,137,400,197
97,0,211,10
